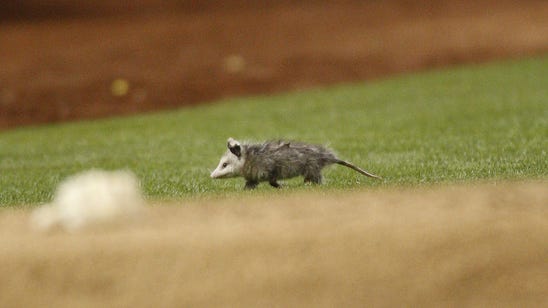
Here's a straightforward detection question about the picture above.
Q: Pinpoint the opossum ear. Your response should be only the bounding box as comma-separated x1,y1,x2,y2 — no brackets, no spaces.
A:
229,144,241,158
227,137,241,158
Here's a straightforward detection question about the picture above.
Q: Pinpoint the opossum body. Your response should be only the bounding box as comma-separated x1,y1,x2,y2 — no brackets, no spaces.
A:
210,138,381,189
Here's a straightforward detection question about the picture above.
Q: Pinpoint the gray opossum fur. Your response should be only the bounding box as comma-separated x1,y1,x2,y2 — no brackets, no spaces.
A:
211,138,381,190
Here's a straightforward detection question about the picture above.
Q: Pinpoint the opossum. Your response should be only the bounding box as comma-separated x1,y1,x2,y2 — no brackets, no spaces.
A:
210,137,381,189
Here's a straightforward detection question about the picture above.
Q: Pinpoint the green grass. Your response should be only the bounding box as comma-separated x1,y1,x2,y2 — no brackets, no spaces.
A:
1,57,547,206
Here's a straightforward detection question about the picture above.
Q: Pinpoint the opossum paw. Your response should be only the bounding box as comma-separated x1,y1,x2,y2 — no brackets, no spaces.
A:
269,180,281,188
304,178,322,185
244,181,258,190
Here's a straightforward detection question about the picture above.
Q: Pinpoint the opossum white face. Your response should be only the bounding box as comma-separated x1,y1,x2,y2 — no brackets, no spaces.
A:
210,138,245,179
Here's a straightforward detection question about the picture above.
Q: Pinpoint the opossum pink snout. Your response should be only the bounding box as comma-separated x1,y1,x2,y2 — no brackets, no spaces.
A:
210,167,225,179
210,169,228,179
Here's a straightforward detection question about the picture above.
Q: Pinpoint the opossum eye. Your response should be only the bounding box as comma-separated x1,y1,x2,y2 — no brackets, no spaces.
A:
222,163,228,168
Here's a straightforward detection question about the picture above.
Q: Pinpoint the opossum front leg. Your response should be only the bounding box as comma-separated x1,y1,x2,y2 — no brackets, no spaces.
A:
244,180,259,190
268,169,281,188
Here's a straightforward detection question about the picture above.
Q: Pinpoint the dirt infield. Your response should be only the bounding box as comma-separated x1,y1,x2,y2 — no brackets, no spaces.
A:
1,0,548,129
1,182,546,307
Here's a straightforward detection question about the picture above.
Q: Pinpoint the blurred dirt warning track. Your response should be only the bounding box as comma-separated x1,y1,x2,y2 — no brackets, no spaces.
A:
1,181,547,307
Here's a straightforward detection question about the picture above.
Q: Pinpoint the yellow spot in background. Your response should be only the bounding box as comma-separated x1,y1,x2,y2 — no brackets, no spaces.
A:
111,79,130,97
223,55,246,73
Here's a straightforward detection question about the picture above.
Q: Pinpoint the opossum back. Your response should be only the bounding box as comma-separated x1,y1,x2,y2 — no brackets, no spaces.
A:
257,140,336,164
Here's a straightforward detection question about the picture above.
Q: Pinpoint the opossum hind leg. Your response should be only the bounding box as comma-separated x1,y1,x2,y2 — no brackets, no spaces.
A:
303,172,322,184
269,178,281,188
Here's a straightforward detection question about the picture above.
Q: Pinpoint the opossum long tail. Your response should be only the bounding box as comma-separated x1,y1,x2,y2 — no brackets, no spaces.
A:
336,160,382,180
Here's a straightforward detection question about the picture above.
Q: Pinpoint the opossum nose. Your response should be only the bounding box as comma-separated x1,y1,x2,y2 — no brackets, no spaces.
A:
210,171,217,178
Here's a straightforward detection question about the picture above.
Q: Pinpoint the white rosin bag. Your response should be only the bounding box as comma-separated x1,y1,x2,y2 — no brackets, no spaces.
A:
31,169,144,231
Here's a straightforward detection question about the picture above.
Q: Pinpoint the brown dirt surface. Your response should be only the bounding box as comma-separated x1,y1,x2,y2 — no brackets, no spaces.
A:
1,0,547,129
1,182,547,307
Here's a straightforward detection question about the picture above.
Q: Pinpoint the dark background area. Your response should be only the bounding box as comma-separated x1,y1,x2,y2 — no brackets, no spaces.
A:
1,0,547,129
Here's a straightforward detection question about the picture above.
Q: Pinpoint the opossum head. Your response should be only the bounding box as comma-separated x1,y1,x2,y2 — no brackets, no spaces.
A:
210,138,245,179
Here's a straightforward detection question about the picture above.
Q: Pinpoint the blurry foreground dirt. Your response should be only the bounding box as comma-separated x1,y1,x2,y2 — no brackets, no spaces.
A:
1,182,546,307
1,0,548,129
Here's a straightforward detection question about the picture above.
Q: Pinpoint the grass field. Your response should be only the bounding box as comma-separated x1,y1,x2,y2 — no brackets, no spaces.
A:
1,57,547,206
